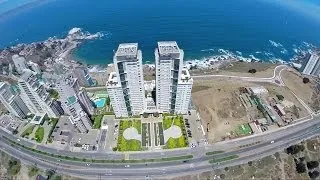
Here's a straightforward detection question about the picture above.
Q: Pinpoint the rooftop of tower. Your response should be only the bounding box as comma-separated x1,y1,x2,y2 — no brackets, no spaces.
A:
158,41,180,55
115,43,138,57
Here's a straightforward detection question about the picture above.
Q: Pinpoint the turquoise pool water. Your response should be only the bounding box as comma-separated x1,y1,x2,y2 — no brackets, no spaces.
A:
94,98,106,108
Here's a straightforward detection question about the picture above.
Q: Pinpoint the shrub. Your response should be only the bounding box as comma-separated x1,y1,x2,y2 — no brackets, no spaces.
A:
248,69,257,74
276,94,284,101
296,162,306,174
8,159,21,175
286,145,305,155
307,161,319,170
303,77,310,84
309,171,320,179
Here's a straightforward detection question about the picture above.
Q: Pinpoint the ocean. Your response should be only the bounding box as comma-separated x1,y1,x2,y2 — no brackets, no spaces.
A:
1,0,320,65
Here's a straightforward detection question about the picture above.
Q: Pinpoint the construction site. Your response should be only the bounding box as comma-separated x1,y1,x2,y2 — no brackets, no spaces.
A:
192,70,310,143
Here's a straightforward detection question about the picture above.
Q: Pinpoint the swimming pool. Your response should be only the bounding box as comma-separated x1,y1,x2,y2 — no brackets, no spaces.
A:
94,98,106,108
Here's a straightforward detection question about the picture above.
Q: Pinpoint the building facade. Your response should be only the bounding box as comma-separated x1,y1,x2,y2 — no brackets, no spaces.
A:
72,67,94,87
107,43,145,117
107,72,128,117
18,70,57,118
174,68,193,114
0,82,30,118
302,53,320,76
78,88,94,115
155,41,185,113
56,77,92,133
12,55,28,74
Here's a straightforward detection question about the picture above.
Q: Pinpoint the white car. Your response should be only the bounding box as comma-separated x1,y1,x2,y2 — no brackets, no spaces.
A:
17,139,20,142
270,141,274,144
125,165,130,168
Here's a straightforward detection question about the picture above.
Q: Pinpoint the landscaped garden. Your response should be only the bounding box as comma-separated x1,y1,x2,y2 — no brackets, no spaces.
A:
46,118,59,143
21,125,36,138
116,119,142,151
34,126,44,143
92,115,103,129
163,115,189,149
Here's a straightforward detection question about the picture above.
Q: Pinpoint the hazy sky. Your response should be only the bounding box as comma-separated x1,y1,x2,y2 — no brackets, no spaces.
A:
261,0,320,22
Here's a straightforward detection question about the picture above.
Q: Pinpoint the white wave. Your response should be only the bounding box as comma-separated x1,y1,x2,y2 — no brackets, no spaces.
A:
269,40,283,48
280,48,288,54
200,48,215,52
293,48,299,54
236,51,242,55
249,55,260,61
68,27,82,35
67,27,109,40
255,51,262,54
264,52,274,57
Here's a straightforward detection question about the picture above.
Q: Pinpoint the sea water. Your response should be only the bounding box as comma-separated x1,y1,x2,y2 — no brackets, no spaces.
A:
0,0,320,65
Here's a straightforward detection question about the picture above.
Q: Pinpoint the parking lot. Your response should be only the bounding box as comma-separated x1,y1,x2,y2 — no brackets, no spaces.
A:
183,110,207,148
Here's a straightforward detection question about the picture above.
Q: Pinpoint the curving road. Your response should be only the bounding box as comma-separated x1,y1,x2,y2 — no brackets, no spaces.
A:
0,64,318,179
1,114,319,179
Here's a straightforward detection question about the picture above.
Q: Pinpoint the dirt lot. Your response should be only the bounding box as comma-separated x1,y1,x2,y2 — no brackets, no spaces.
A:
172,138,320,180
192,78,258,143
260,83,310,120
190,61,278,78
281,70,320,113
192,76,311,143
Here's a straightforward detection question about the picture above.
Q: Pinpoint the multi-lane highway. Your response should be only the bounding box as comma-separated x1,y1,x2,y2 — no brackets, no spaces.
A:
1,114,319,179
0,64,319,179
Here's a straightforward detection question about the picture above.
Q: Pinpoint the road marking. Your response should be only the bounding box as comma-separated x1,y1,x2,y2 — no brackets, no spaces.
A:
124,153,129,160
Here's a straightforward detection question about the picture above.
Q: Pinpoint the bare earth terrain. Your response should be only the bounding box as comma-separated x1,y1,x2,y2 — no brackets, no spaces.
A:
190,61,278,78
192,78,256,143
281,70,320,113
192,72,310,143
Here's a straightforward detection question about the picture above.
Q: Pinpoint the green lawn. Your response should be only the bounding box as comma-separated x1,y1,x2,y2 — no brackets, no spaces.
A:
116,120,142,151
21,125,36,137
92,115,103,129
132,119,141,134
206,151,224,155
34,126,44,143
163,116,174,130
209,155,239,164
235,123,252,136
163,116,188,149
117,136,141,151
46,118,59,143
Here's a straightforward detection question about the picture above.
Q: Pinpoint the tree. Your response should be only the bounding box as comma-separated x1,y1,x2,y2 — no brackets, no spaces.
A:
286,145,305,155
106,96,110,106
296,162,306,174
307,161,319,170
8,159,21,175
248,69,257,74
28,165,39,177
309,171,320,179
276,94,284,101
303,77,310,84
45,169,55,179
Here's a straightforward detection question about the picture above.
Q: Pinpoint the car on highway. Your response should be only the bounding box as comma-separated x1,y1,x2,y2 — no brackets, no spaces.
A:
125,165,130,168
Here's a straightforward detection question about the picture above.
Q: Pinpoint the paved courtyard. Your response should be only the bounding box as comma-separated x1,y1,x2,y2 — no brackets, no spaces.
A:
123,127,141,141
163,125,182,143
